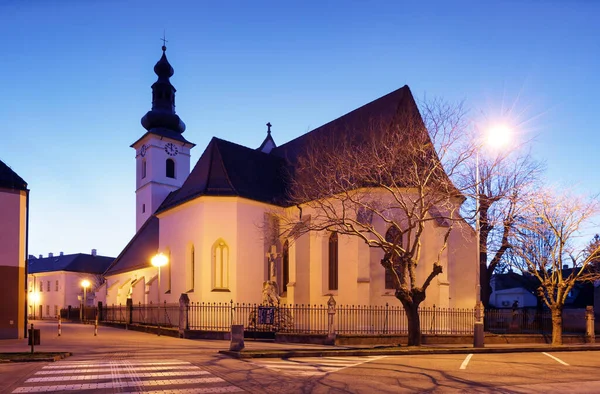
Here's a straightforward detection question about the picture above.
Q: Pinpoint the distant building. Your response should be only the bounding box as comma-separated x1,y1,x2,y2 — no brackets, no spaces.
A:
27,250,114,319
0,159,29,339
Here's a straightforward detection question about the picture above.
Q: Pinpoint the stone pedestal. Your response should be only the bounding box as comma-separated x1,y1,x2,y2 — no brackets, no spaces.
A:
229,324,245,351
586,306,595,343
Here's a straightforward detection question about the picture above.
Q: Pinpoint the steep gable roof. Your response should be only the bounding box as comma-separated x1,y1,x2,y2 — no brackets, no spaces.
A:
29,253,114,275
0,159,27,191
103,216,159,276
271,85,419,163
157,138,289,213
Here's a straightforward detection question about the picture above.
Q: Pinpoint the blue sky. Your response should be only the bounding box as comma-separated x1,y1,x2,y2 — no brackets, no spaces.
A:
1,0,598,258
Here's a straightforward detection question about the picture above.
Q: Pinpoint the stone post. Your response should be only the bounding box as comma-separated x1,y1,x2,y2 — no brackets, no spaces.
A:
585,306,595,343
179,293,190,338
326,295,337,345
229,324,245,351
473,301,485,346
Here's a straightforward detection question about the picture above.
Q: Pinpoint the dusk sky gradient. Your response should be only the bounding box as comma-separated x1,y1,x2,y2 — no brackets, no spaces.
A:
1,0,598,258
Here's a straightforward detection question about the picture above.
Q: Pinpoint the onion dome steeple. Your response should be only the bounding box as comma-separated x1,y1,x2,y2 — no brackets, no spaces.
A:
140,44,186,134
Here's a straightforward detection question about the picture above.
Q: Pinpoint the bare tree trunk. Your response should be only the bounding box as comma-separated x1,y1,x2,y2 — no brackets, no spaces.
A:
551,307,563,346
481,265,493,308
402,300,422,346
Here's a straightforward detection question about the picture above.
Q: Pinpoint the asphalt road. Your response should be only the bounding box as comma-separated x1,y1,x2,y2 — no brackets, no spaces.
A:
2,321,600,393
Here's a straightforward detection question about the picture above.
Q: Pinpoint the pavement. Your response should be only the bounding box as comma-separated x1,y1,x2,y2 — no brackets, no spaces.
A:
3,320,600,361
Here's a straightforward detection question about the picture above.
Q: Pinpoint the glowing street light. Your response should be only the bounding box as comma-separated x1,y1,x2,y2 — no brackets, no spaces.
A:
474,123,512,348
81,279,91,321
31,292,40,320
151,252,169,336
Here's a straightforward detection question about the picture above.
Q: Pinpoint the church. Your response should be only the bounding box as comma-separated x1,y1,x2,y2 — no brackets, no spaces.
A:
99,45,476,310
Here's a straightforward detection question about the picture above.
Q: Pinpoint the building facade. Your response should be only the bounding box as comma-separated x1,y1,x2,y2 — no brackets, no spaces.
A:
0,160,28,339
28,251,114,319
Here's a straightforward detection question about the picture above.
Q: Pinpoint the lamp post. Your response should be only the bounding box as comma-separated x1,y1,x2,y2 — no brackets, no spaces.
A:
81,279,90,321
473,124,512,348
151,252,169,335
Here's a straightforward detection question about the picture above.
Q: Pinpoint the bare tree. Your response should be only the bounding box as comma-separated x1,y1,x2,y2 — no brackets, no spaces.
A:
507,188,600,345
462,152,544,307
279,98,472,346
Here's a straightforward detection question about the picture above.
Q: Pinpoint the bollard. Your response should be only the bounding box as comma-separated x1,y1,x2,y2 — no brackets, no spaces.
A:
30,323,34,354
94,316,98,336
58,317,62,337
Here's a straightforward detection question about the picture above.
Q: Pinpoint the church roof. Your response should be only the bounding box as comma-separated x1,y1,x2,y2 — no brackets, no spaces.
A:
29,253,114,274
271,85,417,163
103,216,159,276
0,159,28,191
156,138,290,213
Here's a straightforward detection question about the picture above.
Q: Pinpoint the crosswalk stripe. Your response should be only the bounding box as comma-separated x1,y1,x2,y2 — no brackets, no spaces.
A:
26,370,211,383
12,377,227,393
36,365,200,374
42,361,190,369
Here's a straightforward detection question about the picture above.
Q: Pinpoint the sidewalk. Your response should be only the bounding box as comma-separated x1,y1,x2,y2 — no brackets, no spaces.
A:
3,320,600,361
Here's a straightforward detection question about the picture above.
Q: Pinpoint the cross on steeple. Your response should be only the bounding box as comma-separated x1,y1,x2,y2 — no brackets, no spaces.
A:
161,30,168,51
266,122,272,134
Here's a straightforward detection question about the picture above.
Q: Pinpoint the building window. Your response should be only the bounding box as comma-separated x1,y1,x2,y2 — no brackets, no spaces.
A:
328,232,339,291
40,281,43,292
46,305,50,316
188,245,195,292
55,280,59,292
282,240,289,294
166,159,175,178
167,249,172,293
47,281,50,292
142,204,145,213
212,239,229,290
54,305,58,317
385,225,402,290
142,159,147,179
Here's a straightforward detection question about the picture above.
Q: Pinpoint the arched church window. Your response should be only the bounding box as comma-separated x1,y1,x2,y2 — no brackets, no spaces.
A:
282,240,289,294
212,239,229,290
384,225,402,289
142,159,147,179
328,232,339,291
166,159,175,178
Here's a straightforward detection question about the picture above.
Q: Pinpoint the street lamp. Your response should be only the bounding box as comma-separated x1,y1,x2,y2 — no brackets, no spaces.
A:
474,124,512,348
81,279,91,321
151,252,169,335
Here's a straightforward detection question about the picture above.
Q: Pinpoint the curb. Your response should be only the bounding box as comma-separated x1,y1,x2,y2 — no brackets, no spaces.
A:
219,345,600,359
0,352,72,363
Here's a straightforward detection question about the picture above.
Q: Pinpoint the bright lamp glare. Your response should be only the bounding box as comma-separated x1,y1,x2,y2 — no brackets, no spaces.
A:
151,252,169,267
81,279,91,288
485,125,512,148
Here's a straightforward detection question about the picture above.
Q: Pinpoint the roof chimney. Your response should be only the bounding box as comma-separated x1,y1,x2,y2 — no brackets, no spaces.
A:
28,254,36,260
38,254,42,259
60,251,64,256
91,249,97,256
563,264,568,270
49,252,53,258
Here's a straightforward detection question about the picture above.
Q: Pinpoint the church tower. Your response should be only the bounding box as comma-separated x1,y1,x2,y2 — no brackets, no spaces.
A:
131,44,195,231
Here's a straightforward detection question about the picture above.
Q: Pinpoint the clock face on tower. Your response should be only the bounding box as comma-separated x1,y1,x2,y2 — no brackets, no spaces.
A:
140,144,148,157
164,142,179,156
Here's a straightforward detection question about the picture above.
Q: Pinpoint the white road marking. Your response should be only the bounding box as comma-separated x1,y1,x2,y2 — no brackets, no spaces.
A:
42,360,190,368
459,353,473,370
36,365,200,374
12,377,226,393
248,355,384,376
26,370,210,383
542,352,569,366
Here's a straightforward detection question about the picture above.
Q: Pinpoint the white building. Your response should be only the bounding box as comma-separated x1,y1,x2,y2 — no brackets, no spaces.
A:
27,250,114,319
100,45,477,309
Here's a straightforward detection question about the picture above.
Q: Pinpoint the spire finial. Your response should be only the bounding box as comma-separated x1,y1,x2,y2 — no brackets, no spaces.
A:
266,122,272,135
161,30,168,52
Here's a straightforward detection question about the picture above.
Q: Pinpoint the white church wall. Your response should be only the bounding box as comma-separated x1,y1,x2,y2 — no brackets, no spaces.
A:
447,221,477,308
235,199,272,304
